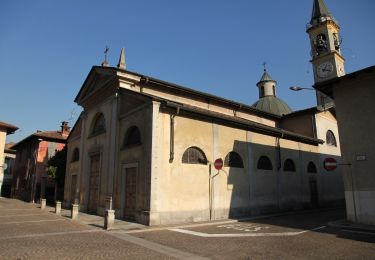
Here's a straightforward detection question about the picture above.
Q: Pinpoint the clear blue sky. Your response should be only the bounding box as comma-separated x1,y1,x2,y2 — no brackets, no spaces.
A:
1,0,374,143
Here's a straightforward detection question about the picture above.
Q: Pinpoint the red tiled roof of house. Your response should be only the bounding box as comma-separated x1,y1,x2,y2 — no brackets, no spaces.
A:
33,130,67,141
5,142,16,149
0,121,18,134
12,130,68,150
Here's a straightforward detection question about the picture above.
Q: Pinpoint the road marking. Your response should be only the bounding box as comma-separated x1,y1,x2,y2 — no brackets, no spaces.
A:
217,223,270,232
0,229,101,240
168,226,326,237
0,219,66,225
108,232,209,260
123,219,246,234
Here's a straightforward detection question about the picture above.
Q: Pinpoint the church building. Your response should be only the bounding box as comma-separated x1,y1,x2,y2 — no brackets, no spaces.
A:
63,0,344,225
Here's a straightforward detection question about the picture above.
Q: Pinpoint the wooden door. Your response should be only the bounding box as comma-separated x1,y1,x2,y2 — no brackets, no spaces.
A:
88,155,100,213
70,175,77,205
124,167,137,220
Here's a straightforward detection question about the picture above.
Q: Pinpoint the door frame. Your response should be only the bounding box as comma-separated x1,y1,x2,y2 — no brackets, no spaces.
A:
120,163,138,219
87,153,102,214
70,173,77,204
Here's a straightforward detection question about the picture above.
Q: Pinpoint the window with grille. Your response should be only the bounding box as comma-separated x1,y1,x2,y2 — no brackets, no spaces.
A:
257,156,273,170
182,147,207,165
283,158,296,172
307,161,317,173
123,126,141,148
224,151,244,168
71,148,79,162
326,130,337,146
91,113,106,136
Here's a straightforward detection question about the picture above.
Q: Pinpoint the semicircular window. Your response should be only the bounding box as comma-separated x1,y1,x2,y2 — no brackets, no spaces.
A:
123,126,141,148
307,161,317,174
91,113,106,136
326,130,337,147
71,148,79,162
224,151,244,168
283,158,296,172
257,156,273,170
182,147,207,165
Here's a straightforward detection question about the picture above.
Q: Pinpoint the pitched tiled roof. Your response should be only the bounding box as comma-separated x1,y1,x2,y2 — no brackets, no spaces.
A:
33,131,67,140
0,121,18,134
12,130,67,150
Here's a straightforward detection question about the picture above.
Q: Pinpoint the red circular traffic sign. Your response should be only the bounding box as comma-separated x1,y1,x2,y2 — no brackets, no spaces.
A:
214,158,223,170
323,158,337,171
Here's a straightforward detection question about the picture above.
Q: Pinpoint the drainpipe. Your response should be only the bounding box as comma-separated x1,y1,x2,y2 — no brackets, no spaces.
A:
169,106,180,163
276,136,281,211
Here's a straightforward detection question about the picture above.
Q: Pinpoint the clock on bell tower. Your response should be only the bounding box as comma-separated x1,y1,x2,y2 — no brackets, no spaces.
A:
307,0,345,107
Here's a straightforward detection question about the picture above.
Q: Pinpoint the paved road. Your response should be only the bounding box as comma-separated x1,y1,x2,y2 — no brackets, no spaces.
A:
0,198,374,259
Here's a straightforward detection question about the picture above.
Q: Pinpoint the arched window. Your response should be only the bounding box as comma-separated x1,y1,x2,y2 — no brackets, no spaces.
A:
283,158,296,172
326,130,337,146
257,156,273,170
307,161,317,174
224,151,244,168
91,113,106,136
260,86,265,97
71,148,79,162
123,126,141,147
182,147,207,165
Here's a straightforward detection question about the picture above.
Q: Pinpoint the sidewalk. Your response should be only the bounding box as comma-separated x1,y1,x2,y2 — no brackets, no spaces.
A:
328,219,375,234
44,205,148,231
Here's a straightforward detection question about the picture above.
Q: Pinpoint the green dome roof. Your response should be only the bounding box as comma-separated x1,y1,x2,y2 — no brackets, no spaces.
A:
252,96,293,116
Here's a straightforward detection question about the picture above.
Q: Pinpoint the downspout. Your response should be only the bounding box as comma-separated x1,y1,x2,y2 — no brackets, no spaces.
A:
169,106,180,163
311,114,317,138
276,134,282,211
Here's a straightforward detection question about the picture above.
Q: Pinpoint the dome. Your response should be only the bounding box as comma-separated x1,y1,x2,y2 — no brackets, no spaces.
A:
252,96,293,116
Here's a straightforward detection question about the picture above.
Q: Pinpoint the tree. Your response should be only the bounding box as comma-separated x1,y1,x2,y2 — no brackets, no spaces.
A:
46,146,67,202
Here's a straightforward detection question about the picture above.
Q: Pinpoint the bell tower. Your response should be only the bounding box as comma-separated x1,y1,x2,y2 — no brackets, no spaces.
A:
307,0,345,107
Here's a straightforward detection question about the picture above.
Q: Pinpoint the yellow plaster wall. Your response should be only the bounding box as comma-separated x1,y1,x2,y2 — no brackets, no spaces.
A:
0,130,6,177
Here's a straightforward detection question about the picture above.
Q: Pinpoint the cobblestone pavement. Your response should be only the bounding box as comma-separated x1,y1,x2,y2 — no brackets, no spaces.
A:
0,198,203,259
1,198,374,259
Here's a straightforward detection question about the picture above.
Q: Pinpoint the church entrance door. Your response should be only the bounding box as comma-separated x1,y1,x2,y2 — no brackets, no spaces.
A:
88,155,100,213
123,167,137,220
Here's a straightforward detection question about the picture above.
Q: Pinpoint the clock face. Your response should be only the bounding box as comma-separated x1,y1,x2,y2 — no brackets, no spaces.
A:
317,62,334,78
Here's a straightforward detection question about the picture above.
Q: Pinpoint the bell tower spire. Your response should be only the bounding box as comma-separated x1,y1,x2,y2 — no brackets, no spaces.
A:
310,0,332,26
307,0,345,107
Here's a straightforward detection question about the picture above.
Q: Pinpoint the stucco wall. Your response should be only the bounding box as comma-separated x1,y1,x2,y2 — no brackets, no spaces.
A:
149,110,344,225
0,130,6,195
333,74,375,225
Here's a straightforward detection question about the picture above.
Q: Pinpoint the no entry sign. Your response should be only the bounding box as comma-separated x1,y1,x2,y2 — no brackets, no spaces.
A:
323,158,337,171
214,158,223,170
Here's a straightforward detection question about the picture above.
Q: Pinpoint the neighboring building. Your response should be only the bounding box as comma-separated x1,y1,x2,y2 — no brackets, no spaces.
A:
0,122,18,196
62,0,344,226
315,65,375,226
12,122,70,202
2,143,17,197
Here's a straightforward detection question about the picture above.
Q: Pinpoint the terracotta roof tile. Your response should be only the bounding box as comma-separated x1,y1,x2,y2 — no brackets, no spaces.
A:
0,121,18,134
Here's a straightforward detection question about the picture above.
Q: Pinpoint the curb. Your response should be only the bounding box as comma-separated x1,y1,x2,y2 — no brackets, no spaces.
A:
328,220,375,234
